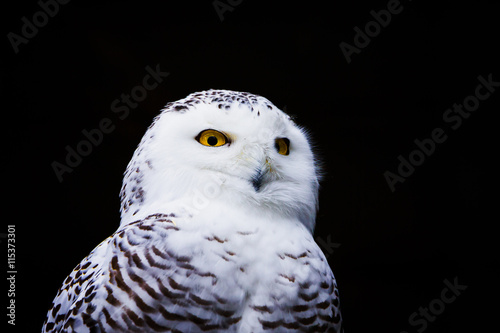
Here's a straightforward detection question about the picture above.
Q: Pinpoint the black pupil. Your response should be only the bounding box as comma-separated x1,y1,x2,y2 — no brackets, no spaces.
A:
275,141,281,152
207,136,218,146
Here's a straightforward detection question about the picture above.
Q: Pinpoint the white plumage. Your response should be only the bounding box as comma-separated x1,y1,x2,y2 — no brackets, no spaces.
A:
43,90,343,332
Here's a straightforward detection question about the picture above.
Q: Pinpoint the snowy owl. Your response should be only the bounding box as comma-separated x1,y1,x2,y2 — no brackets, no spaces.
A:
42,90,343,332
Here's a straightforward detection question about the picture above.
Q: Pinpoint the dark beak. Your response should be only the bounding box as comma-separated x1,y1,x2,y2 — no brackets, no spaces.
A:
251,167,265,192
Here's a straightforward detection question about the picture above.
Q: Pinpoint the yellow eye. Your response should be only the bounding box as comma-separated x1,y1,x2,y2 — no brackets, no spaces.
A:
275,138,290,156
196,129,228,147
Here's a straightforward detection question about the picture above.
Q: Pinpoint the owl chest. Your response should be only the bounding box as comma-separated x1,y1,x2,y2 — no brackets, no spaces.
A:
162,220,314,297
109,218,326,331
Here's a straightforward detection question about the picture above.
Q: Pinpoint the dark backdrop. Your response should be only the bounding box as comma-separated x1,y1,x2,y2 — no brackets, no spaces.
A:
4,0,499,332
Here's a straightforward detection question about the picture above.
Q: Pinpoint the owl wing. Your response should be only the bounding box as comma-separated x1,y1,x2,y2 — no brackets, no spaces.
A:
243,247,343,333
41,235,110,333
43,213,343,333
42,213,243,333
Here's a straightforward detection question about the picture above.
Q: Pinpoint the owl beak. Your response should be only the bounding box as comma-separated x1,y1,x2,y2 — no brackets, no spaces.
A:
250,158,272,192
251,167,265,191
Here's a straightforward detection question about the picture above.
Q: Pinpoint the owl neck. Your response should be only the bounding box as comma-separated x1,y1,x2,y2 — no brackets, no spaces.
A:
119,163,317,234
119,138,317,233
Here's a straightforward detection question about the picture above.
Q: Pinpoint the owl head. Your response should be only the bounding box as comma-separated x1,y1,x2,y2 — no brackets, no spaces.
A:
120,90,320,233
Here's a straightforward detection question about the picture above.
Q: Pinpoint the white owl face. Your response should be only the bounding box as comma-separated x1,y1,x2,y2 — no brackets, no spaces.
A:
121,90,319,232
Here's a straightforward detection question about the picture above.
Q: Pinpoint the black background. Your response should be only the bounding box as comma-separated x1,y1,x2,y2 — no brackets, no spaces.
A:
3,0,499,332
